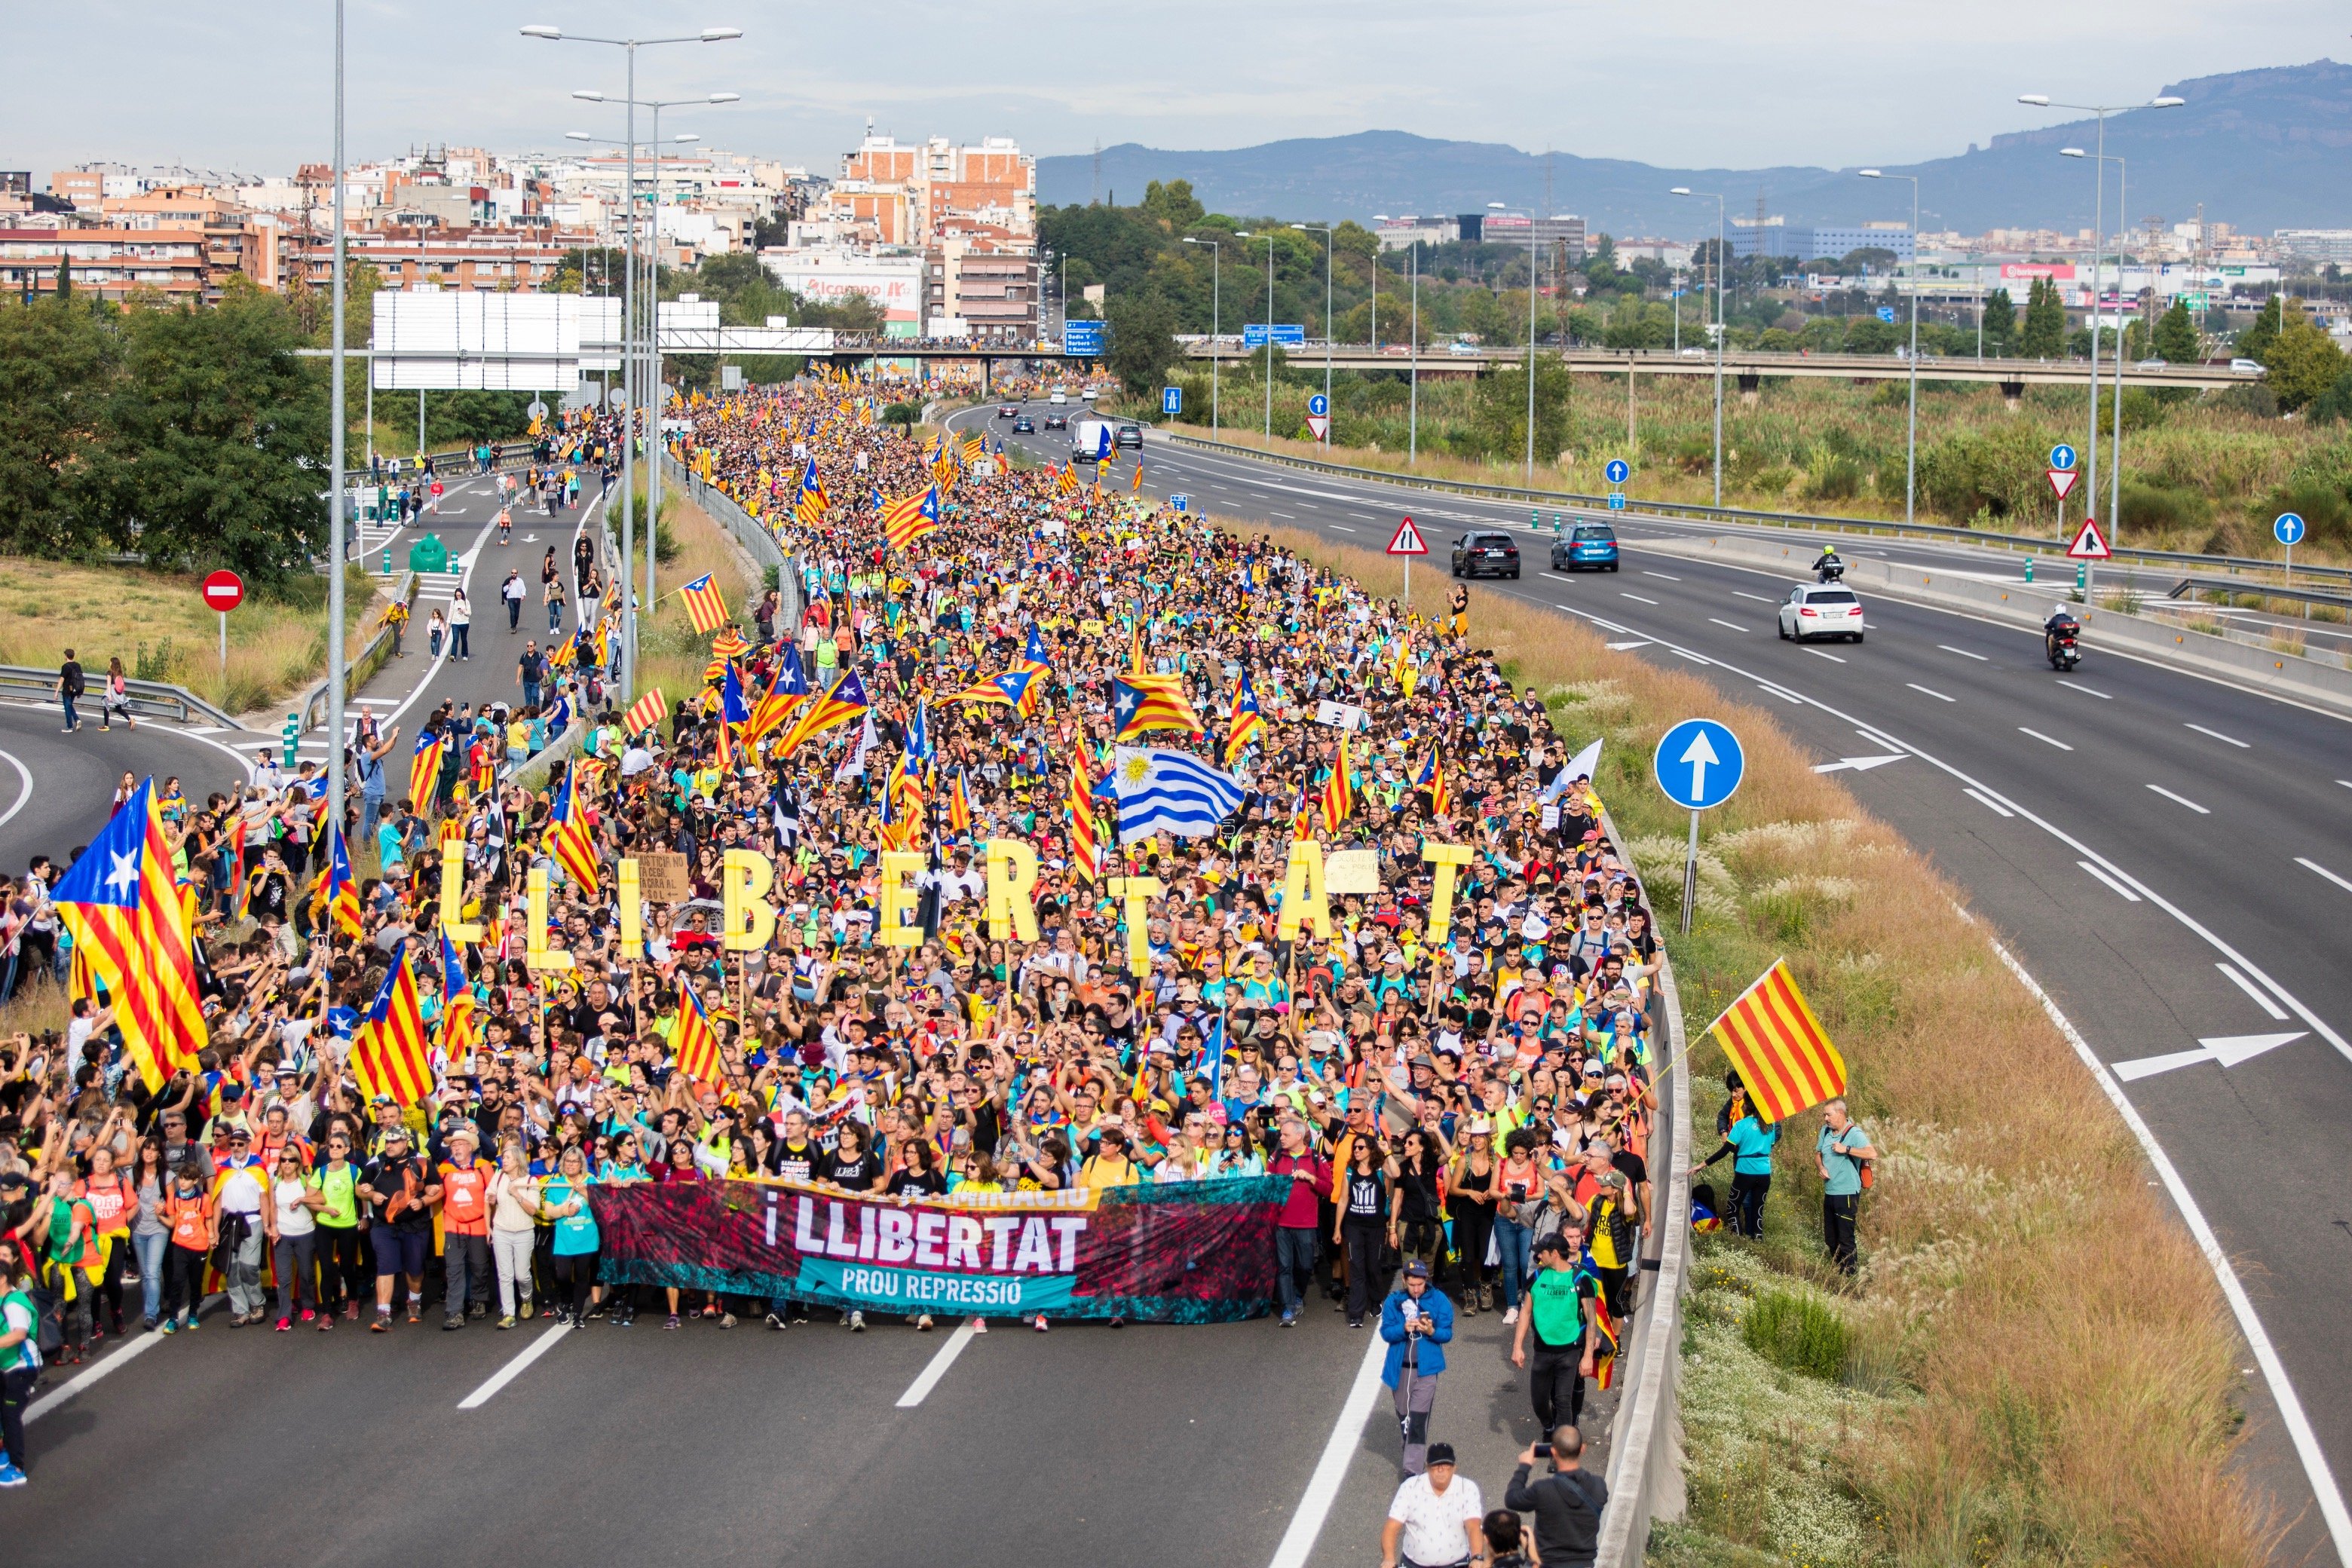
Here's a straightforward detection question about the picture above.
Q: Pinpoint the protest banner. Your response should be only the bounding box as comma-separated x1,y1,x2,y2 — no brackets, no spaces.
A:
590,1173,1289,1322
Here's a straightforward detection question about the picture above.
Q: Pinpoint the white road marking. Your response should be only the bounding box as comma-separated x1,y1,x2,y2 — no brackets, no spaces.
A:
1266,1320,1392,1568
0,748,32,833
2018,727,2072,750
2298,856,2352,896
1854,725,1905,752
1906,682,1955,703
1733,590,1776,603
2112,1031,2305,1082
1605,639,1652,651
1805,648,1846,663
1621,592,1660,605
2078,860,2142,901
457,1321,574,1408
1963,787,2015,816
1269,511,1296,519
1986,935,2352,1566
1753,682,1804,705
1937,644,1989,661
2184,722,2248,749
2217,962,2292,1021
894,1318,981,1408
1542,571,1583,583
1707,618,1746,632
1330,525,1356,533
2147,784,2210,814
26,1296,222,1422
1812,754,1905,774
1642,571,1683,581
2056,679,2112,700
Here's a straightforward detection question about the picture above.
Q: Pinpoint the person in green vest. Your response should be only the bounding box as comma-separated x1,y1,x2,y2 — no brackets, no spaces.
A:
1508,1232,1600,1437
0,1236,39,1486
311,1130,367,1327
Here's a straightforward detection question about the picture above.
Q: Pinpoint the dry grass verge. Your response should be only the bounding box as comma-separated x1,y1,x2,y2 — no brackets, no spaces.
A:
1269,525,2274,1566
627,481,758,706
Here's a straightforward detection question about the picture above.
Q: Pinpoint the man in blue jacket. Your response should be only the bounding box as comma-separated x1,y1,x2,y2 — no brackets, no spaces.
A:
1380,1258,1456,1476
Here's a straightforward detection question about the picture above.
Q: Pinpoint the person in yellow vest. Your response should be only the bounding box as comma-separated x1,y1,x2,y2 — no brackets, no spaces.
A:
309,1130,366,1328
435,1125,494,1329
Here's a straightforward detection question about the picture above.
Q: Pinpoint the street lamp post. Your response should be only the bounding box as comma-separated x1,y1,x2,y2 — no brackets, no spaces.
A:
1409,240,1420,465
1254,232,1275,443
1671,188,1728,506
523,22,740,697
1293,224,1334,433
328,0,348,839
1181,236,1223,436
1859,170,1921,525
1489,203,1541,483
2017,91,2184,542
2065,148,2131,546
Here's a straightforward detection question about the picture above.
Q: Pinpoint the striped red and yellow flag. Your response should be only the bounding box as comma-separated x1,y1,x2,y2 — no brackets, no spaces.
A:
623,688,668,738
1319,733,1354,835
1708,960,1847,1124
678,573,730,635
1067,745,1101,882
673,978,724,1086
352,941,434,1106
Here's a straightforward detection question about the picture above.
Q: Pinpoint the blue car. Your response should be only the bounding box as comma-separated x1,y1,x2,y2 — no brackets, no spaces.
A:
1550,522,1620,572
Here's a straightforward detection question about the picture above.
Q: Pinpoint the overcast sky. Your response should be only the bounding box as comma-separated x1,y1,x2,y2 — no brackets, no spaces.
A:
5,2,2341,182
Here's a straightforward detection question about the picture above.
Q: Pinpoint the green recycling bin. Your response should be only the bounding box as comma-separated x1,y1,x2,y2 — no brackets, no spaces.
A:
406,534,450,574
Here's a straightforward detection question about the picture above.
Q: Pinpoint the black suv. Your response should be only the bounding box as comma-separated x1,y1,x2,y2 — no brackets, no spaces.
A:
1450,531,1521,579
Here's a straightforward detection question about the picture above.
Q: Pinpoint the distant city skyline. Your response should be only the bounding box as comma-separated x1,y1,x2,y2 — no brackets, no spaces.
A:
4,2,2344,186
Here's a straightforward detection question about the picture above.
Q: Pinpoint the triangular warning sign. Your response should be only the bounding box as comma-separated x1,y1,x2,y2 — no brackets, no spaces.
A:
2066,516,2112,560
1387,516,1429,556
2047,467,2078,501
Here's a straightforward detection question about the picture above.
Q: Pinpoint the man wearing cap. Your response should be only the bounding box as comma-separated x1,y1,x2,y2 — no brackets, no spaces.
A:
357,1126,439,1330
1380,1440,1486,1568
435,1125,495,1328
210,1128,270,1325
1380,1257,1456,1476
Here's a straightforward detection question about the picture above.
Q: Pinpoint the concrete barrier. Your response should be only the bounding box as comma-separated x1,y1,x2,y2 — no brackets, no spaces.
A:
1636,532,2352,718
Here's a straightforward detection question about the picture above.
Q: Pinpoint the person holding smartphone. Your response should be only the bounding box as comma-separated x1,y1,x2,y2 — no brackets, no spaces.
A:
1380,1258,1456,1477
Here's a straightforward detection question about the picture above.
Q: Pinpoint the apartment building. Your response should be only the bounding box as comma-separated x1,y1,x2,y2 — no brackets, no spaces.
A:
831,131,1035,247
0,228,208,301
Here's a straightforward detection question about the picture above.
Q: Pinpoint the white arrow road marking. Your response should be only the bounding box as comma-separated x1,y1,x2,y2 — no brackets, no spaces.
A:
2112,1032,2305,1083
1605,640,1652,651
1812,754,1907,774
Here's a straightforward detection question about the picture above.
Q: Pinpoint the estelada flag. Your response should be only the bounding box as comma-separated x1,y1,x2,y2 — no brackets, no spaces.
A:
352,939,433,1105
546,764,600,895
409,730,445,815
1708,960,1848,1124
745,645,811,744
678,572,730,635
313,822,363,939
882,484,941,550
1110,673,1202,740
51,776,206,1092
773,669,869,757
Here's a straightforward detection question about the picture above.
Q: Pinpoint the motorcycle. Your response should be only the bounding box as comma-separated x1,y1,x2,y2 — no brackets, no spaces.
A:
2046,625,2081,672
1815,557,1846,584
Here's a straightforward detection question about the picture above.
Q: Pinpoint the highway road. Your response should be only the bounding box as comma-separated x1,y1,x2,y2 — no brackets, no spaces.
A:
957,400,2352,1562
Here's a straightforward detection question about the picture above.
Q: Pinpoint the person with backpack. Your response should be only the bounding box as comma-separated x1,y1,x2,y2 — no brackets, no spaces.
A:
1509,1232,1600,1435
0,1236,42,1487
14,1171,99,1366
158,1163,214,1334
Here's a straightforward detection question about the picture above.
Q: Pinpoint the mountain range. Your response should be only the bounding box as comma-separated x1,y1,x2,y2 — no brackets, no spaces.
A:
1036,60,2352,238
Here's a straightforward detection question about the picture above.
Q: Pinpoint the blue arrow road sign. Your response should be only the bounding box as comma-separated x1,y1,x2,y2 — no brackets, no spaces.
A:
1169,494,1190,513
1606,492,1626,510
1654,718,1745,811
1604,458,1630,485
1307,393,1330,418
2050,443,2077,472
1876,306,1897,323
1162,386,1182,415
2276,511,2307,546
1063,320,1105,357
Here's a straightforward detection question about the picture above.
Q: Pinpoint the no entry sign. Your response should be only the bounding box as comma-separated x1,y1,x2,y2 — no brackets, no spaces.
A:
201,570,245,611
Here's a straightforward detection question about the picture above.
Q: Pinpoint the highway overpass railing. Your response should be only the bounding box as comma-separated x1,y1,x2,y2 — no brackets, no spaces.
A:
0,667,243,730
1156,429,2352,605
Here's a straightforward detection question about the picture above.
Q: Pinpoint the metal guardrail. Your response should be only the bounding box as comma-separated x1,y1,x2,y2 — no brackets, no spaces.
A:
0,666,243,729
298,571,416,735
1156,429,2352,593
1595,801,1692,1566
664,456,801,630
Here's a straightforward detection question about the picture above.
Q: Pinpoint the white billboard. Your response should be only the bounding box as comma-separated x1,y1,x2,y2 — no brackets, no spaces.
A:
371,291,621,390
758,250,924,323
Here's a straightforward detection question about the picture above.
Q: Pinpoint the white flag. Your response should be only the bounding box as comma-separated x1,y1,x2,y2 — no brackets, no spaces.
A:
835,711,878,782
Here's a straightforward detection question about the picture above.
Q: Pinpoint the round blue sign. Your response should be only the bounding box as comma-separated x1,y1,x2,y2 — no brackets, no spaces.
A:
2049,443,2078,473
1605,458,1631,485
2275,511,2307,546
1307,394,1330,418
1653,719,1746,811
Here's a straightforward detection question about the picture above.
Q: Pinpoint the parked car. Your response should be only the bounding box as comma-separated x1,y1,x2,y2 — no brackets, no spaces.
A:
1450,531,1521,579
1777,583,1866,643
1550,523,1619,572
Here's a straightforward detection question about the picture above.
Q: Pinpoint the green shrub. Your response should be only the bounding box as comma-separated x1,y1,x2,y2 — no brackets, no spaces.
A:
1743,1286,1852,1382
2262,478,2352,550
2117,479,2213,537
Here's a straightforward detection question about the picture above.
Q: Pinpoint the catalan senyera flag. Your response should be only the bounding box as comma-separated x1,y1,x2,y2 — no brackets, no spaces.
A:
672,977,724,1086
961,433,984,463
409,730,445,814
678,572,730,635
794,461,828,527
947,768,974,835
1320,733,1355,835
623,687,669,738
1223,675,1266,766
351,940,433,1106
882,485,941,551
1708,960,1848,1124
439,928,478,1062
745,646,811,744
51,777,207,1092
1110,673,1203,741
1130,463,1144,493
314,823,362,939
1067,746,1102,881
773,669,870,757
547,764,599,894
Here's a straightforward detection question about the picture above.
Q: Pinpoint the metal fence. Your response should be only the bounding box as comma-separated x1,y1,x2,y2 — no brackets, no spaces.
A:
0,666,241,729
296,571,416,734
664,455,804,628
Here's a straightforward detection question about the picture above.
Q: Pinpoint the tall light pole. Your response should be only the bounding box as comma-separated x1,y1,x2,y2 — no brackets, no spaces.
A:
1293,223,1334,431
1409,239,1420,464
1254,231,1276,443
1181,236,1223,435
1489,203,1541,483
1672,188,1728,505
1859,170,1921,525
2064,147,2131,543
523,23,740,697
2017,92,2183,540
328,0,348,840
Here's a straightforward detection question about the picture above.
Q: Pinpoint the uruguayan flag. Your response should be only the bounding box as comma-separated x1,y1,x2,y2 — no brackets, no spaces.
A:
1112,746,1244,845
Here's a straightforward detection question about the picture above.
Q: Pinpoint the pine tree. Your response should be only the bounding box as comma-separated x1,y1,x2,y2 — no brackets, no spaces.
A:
1980,287,2016,352
2238,294,2286,363
2018,277,2066,359
2151,299,2200,364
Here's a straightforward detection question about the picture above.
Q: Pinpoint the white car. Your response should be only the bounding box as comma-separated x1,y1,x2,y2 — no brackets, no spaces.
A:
1778,583,1865,643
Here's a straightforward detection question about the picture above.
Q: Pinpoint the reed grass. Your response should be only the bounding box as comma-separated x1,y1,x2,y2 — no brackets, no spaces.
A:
627,484,758,707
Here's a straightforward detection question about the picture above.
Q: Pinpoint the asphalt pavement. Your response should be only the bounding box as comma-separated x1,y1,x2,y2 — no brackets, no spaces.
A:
959,400,2352,1563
